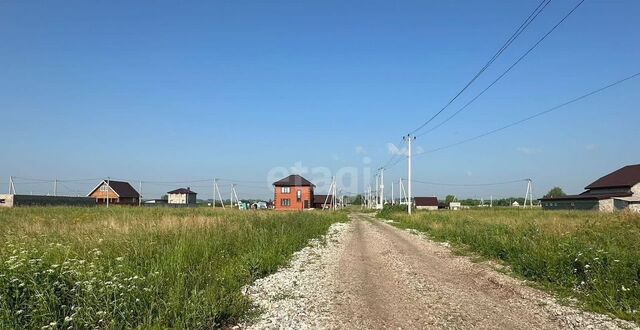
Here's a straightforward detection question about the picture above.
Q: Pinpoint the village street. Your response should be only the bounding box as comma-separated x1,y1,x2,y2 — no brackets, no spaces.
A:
245,213,638,330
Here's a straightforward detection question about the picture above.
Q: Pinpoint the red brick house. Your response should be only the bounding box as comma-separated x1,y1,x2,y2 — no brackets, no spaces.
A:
88,180,140,205
273,175,315,210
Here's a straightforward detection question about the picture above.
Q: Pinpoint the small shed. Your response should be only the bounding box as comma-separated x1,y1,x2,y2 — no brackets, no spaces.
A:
167,188,197,205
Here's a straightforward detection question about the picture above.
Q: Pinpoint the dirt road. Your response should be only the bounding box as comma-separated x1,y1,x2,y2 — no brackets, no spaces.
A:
245,213,637,329
331,213,634,329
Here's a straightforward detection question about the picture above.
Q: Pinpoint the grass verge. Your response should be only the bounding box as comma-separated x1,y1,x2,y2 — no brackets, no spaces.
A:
0,207,347,329
377,207,640,323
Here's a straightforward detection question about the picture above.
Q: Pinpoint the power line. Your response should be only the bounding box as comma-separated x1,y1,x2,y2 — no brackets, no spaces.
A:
417,0,585,138
409,0,553,135
416,71,640,156
413,178,527,187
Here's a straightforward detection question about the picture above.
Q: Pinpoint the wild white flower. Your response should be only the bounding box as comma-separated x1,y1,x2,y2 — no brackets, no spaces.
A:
585,264,590,269
16,310,24,315
64,316,73,322
115,257,124,262
49,321,57,326
614,259,620,262
622,285,630,292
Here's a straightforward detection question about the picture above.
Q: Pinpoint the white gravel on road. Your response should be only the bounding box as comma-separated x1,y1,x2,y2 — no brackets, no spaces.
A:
240,222,350,330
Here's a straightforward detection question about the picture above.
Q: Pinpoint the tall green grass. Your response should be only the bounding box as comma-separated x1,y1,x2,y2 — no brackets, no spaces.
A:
378,208,640,323
0,207,346,329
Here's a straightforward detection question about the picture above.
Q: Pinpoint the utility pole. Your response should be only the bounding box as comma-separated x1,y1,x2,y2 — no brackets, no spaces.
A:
333,177,338,211
391,181,394,205
213,179,224,209
106,177,110,208
232,184,240,209
490,195,493,208
404,134,415,215
524,179,534,208
230,184,235,207
139,180,142,207
53,179,58,197
9,176,15,195
212,179,216,208
379,167,384,208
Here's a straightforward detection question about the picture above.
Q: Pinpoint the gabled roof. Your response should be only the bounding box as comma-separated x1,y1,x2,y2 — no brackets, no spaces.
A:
415,197,438,207
167,188,197,195
87,180,140,198
313,194,333,204
585,164,640,189
273,175,315,187
539,192,632,201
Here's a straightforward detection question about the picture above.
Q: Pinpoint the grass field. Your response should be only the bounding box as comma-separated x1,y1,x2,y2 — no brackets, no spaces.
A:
378,207,640,323
0,207,347,329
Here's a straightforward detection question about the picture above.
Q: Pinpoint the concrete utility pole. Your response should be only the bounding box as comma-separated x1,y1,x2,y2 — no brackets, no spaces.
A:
212,179,216,208
139,181,142,207
213,179,224,209
106,177,110,208
379,168,384,208
53,179,58,197
333,176,338,211
391,181,394,205
404,134,415,215
524,179,534,208
232,184,240,209
9,176,15,195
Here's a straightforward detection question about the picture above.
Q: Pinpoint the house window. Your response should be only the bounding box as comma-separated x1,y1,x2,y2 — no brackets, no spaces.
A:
281,187,291,194
0,199,5,204
297,190,302,202
100,185,108,192
281,199,290,206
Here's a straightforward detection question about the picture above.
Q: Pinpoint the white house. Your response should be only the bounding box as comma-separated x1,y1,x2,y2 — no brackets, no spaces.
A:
167,187,197,205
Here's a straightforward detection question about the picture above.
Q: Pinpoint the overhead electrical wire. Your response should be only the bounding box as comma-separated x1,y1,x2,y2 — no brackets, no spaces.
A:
416,0,585,138
380,71,640,171
416,72,640,156
409,0,553,136
413,178,527,187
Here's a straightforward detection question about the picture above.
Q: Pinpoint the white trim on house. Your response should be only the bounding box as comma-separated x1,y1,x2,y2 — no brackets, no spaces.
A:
86,180,120,197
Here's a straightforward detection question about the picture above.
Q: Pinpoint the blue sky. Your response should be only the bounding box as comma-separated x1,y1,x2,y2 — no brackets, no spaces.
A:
1,0,638,200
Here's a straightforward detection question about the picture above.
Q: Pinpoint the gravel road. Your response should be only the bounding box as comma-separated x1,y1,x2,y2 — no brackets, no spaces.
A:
243,213,638,329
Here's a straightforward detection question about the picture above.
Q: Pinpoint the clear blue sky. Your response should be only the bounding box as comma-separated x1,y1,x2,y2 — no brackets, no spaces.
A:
1,0,638,200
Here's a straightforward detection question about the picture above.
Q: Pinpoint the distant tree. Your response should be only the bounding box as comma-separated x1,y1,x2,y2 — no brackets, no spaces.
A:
161,194,168,200
544,187,566,198
352,194,363,205
445,195,456,204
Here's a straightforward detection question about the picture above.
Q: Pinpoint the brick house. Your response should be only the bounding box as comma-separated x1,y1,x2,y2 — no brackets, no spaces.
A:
273,175,315,210
87,180,140,205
